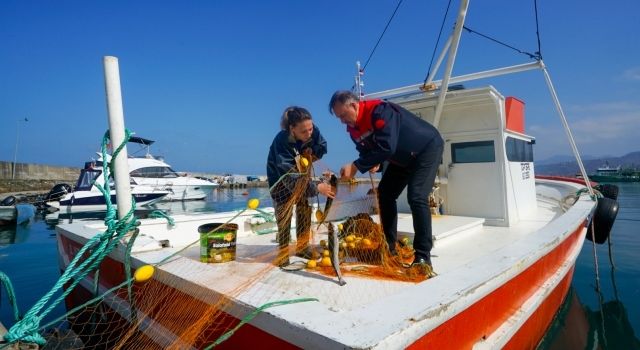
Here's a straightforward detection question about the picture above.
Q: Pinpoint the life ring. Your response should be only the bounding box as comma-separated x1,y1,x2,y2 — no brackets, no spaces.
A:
586,197,619,244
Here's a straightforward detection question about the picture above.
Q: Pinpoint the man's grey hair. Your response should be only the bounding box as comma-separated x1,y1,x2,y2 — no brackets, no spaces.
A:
329,90,359,114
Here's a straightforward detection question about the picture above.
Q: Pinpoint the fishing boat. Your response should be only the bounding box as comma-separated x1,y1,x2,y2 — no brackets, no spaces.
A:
5,1,621,349
589,162,640,182
98,136,220,201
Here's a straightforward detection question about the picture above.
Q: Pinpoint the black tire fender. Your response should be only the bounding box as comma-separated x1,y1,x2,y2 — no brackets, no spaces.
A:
597,184,619,201
586,197,619,244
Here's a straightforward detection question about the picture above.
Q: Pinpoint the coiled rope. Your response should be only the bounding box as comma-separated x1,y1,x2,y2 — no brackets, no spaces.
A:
4,130,139,345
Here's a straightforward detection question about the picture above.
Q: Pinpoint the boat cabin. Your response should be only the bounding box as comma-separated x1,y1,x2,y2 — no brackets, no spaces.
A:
389,86,537,226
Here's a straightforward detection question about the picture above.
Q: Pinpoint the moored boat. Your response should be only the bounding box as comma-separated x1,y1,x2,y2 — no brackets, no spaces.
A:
589,162,640,182
5,1,621,349
46,163,169,213
98,136,220,201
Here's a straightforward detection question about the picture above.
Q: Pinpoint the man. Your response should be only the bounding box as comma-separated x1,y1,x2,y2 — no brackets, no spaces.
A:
329,90,443,276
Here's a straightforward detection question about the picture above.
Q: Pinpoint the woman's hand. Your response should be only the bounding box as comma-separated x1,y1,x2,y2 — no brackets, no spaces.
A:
317,183,335,199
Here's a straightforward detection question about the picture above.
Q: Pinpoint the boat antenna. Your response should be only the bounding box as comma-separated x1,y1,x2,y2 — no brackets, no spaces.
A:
353,61,364,99
422,0,454,89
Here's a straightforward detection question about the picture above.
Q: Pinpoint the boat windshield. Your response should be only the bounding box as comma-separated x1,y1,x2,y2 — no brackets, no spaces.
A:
130,166,179,178
75,169,102,191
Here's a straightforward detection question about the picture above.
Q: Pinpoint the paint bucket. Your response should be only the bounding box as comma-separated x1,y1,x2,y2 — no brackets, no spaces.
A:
198,223,238,263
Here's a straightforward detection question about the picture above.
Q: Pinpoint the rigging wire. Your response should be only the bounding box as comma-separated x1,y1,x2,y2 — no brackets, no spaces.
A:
423,0,454,85
462,0,544,61
534,0,543,59
361,0,404,72
462,26,540,60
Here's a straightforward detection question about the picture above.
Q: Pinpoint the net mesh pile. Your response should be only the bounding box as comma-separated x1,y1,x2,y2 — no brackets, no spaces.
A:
11,157,432,349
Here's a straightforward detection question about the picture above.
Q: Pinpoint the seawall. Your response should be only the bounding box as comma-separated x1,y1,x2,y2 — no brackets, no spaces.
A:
0,161,79,194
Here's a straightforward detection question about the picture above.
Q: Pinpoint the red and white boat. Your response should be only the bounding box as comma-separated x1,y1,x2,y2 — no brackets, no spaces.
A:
51,1,620,349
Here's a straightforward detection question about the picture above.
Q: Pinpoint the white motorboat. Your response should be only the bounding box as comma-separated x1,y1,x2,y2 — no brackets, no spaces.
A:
46,164,169,213
97,136,219,201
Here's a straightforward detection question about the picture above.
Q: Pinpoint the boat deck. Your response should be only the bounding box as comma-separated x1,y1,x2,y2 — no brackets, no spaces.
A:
56,180,595,348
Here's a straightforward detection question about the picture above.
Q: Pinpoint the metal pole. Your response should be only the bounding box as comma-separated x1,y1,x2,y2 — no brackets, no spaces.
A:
103,56,133,220
11,120,20,182
424,36,453,86
540,61,594,196
433,0,470,128
11,118,27,182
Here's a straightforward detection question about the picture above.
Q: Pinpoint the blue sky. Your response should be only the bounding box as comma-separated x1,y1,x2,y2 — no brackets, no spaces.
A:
1,0,638,175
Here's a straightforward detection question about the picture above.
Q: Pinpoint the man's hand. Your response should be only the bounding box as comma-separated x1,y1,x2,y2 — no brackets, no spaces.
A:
317,183,335,199
340,163,358,180
369,164,380,173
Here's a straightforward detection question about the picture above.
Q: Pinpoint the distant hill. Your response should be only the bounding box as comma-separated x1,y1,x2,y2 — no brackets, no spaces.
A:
536,154,601,165
535,151,640,176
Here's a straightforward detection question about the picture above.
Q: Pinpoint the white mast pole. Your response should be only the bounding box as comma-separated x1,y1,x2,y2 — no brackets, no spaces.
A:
103,56,133,220
433,0,470,128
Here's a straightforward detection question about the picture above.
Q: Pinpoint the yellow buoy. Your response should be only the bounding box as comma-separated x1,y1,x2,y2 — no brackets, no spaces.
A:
247,198,260,210
134,265,155,283
301,157,309,167
320,257,332,267
337,223,343,231
315,210,324,221
322,249,330,257
307,259,317,269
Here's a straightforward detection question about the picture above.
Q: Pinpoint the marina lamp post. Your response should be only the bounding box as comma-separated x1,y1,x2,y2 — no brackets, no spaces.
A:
12,117,29,182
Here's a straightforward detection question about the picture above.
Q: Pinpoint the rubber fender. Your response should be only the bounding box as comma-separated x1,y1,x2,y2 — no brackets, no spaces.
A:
597,184,619,201
0,195,17,206
586,197,619,244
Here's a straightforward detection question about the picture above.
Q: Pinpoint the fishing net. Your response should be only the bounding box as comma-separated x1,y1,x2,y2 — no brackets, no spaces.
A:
5,149,433,350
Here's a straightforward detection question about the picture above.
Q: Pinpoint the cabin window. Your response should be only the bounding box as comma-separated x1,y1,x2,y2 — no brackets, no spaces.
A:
130,166,179,178
451,141,495,163
505,137,534,162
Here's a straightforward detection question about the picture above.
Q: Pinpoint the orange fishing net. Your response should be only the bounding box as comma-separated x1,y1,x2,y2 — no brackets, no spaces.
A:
33,157,431,349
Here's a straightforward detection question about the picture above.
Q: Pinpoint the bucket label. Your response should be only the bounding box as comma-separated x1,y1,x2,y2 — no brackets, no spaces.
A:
200,230,237,263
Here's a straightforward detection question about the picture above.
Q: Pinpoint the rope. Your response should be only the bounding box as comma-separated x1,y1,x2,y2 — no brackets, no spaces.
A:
533,0,543,59
423,0,454,85
4,129,140,346
361,0,404,71
203,298,318,349
0,272,20,323
462,26,541,60
149,210,176,226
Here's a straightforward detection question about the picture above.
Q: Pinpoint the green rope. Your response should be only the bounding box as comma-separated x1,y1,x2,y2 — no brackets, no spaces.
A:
4,130,140,346
253,208,276,223
203,298,318,349
0,272,20,323
149,210,176,226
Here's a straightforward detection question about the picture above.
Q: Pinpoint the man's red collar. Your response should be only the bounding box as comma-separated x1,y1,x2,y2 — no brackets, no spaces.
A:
347,99,383,133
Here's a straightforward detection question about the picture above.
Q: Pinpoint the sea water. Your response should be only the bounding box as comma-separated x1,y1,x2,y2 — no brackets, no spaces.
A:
1,184,639,348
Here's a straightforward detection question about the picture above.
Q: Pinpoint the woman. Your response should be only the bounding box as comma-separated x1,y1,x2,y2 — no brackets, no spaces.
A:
266,106,334,266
